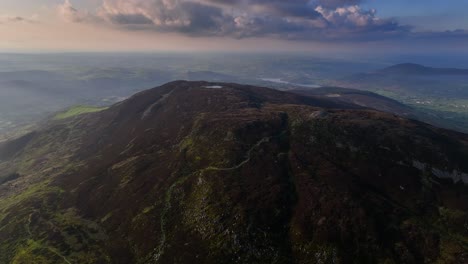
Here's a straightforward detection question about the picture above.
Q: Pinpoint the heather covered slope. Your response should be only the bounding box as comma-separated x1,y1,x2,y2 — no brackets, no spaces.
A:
0,81,467,264
289,87,466,136
290,87,415,117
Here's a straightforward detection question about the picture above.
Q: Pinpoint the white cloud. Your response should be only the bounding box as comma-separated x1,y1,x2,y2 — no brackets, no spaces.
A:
57,0,95,23
54,0,411,41
316,5,379,27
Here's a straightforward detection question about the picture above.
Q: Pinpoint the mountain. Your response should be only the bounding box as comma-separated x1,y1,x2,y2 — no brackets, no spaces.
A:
378,63,468,76
0,81,467,264
334,63,468,91
338,63,468,88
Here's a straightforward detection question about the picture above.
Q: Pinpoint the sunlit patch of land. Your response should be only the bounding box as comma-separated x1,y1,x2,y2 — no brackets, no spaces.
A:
53,105,108,120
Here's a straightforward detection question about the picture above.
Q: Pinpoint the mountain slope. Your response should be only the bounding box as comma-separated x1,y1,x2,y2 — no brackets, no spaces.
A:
289,87,468,134
0,81,467,264
290,87,415,117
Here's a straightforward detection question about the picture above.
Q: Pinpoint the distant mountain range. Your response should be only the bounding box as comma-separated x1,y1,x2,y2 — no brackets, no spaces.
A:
0,81,466,263
377,63,468,75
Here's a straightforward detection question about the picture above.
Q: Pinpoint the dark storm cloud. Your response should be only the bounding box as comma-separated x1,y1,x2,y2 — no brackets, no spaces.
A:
97,0,235,36
204,0,320,18
205,0,368,16
107,14,154,25
56,0,467,43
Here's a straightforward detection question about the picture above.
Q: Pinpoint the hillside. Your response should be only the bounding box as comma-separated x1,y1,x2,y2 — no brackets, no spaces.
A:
0,81,467,264
290,87,415,118
289,87,468,134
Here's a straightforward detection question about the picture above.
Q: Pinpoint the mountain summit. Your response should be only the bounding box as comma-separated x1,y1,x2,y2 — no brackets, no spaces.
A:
0,81,467,263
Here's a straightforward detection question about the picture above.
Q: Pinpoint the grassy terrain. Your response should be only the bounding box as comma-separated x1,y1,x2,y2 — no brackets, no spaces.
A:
54,105,108,120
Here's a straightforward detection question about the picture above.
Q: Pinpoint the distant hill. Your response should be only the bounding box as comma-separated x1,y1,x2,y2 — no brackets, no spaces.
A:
0,81,467,263
377,63,468,75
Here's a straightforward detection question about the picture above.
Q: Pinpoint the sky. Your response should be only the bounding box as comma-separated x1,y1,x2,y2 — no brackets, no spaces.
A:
0,0,467,53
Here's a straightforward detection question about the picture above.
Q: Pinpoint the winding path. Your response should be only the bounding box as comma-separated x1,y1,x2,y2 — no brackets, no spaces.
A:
149,135,274,263
24,210,72,264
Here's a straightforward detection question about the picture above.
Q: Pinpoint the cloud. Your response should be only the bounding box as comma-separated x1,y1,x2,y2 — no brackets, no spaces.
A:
313,5,411,39
313,0,365,8
203,0,321,19
317,5,379,27
57,0,96,23
56,0,451,42
95,0,236,36
0,15,37,24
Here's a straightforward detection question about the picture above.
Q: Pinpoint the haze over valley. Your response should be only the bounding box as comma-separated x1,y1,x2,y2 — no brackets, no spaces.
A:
2,53,468,137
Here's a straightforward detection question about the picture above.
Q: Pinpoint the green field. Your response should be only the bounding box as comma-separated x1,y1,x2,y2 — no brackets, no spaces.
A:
54,105,108,120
